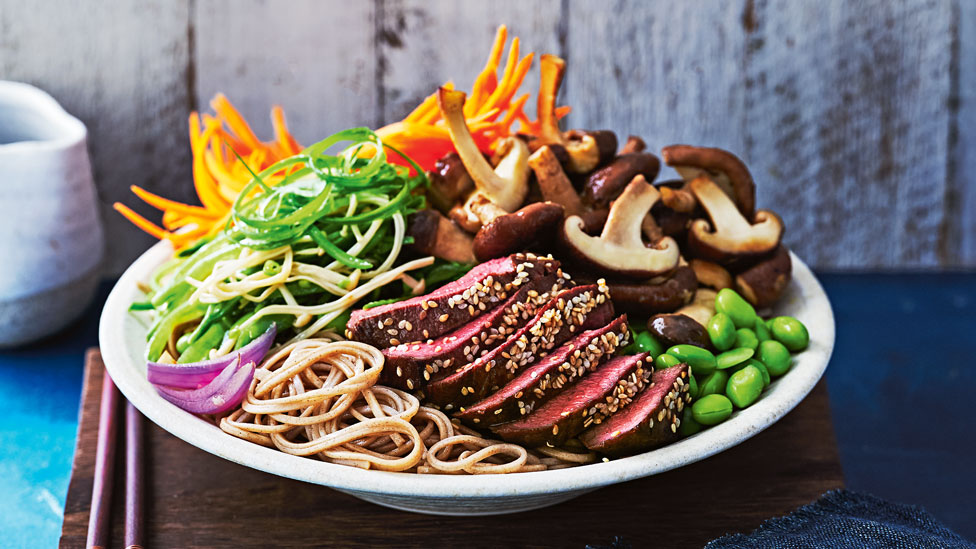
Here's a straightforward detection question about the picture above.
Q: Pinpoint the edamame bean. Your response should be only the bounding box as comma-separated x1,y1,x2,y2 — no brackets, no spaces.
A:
726,365,764,408
667,345,717,376
754,319,772,342
688,373,700,399
655,353,682,370
706,313,737,351
635,331,665,357
698,370,729,397
744,358,771,387
735,328,759,350
758,340,792,377
770,316,810,352
692,394,733,426
716,347,754,370
679,408,701,436
715,288,757,329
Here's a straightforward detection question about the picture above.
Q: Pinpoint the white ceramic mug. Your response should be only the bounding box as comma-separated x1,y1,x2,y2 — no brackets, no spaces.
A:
0,81,104,347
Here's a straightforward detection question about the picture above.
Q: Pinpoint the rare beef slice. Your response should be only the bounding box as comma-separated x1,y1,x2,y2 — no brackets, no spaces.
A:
424,282,614,410
457,316,629,427
378,273,563,391
579,364,691,456
346,253,560,347
491,353,652,447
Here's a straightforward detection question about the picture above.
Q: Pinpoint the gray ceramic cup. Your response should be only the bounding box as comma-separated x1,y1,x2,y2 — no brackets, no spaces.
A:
0,81,104,347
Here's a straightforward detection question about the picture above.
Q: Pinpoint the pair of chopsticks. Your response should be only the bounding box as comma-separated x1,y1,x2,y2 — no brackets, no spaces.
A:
87,372,144,549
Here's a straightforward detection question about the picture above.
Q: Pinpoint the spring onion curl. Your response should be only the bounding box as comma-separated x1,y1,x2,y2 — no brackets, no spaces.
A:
143,128,438,361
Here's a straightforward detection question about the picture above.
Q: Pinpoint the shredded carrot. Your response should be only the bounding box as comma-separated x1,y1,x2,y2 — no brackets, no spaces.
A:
116,24,573,249
115,96,304,250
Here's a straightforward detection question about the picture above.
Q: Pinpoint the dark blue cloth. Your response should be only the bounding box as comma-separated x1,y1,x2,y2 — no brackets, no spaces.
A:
706,490,975,549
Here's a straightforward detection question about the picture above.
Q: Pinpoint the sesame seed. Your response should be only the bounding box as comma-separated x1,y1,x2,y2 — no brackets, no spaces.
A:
406,379,414,390
438,314,449,322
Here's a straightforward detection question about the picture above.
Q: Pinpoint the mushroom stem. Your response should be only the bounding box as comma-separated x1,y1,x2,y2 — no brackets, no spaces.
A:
528,146,586,217
602,175,659,248
690,177,756,235
437,87,527,210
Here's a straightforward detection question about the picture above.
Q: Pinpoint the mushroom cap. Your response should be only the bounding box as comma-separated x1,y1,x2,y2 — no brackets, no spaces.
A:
407,210,476,264
647,313,711,349
583,152,662,208
592,265,697,316
473,202,565,262
689,259,733,290
686,177,783,264
662,144,756,219
560,176,680,279
735,245,793,309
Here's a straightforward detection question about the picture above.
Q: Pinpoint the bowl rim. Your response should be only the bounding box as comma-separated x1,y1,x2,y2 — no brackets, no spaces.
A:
100,241,834,498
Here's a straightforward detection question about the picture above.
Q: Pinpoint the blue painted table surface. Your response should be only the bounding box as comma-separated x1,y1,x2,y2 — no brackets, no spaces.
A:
1,273,973,547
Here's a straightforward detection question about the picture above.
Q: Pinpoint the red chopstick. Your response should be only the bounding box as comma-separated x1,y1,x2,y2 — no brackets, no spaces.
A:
87,371,121,549
124,401,145,549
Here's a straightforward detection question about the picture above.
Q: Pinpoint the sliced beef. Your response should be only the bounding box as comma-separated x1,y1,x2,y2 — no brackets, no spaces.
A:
457,316,629,427
491,353,653,447
378,273,562,391
425,282,614,410
346,253,560,347
579,364,691,456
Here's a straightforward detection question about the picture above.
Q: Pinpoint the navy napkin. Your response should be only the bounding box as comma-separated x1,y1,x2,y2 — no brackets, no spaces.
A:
585,490,974,549
706,490,974,549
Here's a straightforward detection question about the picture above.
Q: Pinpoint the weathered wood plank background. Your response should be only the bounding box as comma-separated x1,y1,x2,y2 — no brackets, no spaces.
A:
1,0,973,273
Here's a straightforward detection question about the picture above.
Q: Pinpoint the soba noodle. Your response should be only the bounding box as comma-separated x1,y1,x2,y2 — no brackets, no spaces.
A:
219,338,589,474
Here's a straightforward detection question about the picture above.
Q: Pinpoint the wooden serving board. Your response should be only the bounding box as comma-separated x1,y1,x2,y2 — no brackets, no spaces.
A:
60,350,843,548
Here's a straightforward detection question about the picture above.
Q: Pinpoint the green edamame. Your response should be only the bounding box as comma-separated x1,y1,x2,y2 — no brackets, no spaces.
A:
758,340,792,377
716,347,754,369
635,331,665,357
743,358,771,387
679,407,701,436
698,370,729,397
726,365,764,408
770,316,810,352
688,373,700,399
706,313,736,351
735,328,759,350
667,345,717,376
655,353,682,370
715,288,757,329
754,319,772,342
692,394,733,426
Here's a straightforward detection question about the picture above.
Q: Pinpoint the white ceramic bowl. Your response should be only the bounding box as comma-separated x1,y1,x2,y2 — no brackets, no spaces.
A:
100,242,834,515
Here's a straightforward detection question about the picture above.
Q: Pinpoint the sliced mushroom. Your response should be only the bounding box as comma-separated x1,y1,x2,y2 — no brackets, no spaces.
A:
527,146,586,217
662,145,756,219
690,259,733,290
735,245,792,309
675,288,718,326
659,186,697,213
596,264,697,316
560,175,680,279
407,210,476,264
687,177,783,264
647,313,710,349
473,202,565,261
531,55,616,173
583,153,662,208
426,152,474,214
437,87,530,230
620,135,647,155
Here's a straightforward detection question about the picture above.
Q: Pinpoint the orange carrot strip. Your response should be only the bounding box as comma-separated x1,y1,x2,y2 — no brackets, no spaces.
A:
129,186,218,218
404,93,438,123
499,93,529,130
114,203,170,240
211,94,261,151
467,26,507,116
478,37,520,117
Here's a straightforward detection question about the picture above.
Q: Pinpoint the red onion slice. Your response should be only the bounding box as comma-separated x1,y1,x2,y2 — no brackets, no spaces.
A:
154,358,255,415
146,324,276,389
